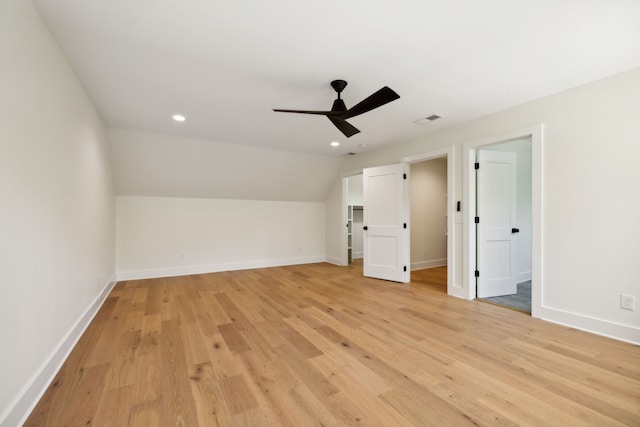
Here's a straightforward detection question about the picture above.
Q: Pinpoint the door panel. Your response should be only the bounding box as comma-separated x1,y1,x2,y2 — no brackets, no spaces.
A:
363,164,409,283
477,150,517,298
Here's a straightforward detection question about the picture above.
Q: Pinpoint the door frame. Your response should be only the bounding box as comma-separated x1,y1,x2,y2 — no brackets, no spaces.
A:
401,146,456,296
463,124,543,318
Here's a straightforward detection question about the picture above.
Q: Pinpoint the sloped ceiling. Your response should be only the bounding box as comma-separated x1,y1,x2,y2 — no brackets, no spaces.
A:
33,0,640,158
109,128,341,201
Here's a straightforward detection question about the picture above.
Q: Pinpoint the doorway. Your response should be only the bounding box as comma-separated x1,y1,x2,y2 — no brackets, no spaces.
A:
342,155,450,293
463,124,542,319
403,146,455,295
476,138,532,313
345,174,364,265
409,158,448,293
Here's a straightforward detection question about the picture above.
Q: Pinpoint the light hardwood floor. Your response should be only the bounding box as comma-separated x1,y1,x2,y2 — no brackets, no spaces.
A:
25,263,640,426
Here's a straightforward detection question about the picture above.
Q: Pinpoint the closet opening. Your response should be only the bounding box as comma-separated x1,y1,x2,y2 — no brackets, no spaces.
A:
345,174,364,266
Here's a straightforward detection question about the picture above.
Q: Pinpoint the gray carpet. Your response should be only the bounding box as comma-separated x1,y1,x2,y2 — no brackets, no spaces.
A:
479,281,531,314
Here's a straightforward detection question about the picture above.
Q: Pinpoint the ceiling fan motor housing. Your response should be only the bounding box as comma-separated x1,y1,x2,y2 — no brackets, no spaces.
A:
330,79,348,94
332,98,347,112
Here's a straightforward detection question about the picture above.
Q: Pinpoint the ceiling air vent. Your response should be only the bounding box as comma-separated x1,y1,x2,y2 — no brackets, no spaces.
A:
414,114,442,125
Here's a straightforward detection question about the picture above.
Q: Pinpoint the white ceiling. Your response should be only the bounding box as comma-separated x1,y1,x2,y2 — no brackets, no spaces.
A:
34,0,640,156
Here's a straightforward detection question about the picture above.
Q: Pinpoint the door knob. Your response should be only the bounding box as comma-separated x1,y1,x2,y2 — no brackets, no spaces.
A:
363,226,368,230
511,228,520,233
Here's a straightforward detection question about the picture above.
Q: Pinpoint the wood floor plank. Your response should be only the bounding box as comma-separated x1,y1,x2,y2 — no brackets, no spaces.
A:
199,332,242,380
311,355,409,426
219,373,259,414
380,386,473,427
236,349,317,427
127,399,163,427
217,322,250,353
181,322,211,366
54,362,110,427
279,323,324,358
188,362,233,427
272,343,340,399
23,263,640,426
160,318,199,426
131,351,162,404
92,385,135,426
103,329,139,390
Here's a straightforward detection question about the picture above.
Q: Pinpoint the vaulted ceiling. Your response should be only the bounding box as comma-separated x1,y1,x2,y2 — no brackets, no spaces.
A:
34,0,640,156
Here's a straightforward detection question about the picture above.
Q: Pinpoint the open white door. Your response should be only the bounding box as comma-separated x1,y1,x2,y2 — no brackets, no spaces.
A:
363,163,410,283
477,150,517,298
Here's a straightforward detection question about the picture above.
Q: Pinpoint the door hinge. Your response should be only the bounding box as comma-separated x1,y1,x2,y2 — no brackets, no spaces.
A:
403,223,407,229
403,173,407,180
475,270,479,278
474,216,479,224
474,162,480,170
404,266,407,272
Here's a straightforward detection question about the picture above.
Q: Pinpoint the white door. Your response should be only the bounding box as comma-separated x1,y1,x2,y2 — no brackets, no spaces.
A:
363,164,410,283
477,150,517,298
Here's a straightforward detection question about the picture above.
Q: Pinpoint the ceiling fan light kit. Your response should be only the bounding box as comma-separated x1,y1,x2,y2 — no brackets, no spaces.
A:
273,80,400,138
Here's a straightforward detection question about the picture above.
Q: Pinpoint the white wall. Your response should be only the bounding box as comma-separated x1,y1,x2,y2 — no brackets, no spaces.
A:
346,174,363,206
117,196,325,279
410,159,448,270
331,67,640,343
110,128,342,202
324,177,344,265
486,138,532,282
0,1,115,425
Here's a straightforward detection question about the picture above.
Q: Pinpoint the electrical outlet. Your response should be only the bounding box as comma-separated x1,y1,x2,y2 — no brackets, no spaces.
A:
620,294,635,310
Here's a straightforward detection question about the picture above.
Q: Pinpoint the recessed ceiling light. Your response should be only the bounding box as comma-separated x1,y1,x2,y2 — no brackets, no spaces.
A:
172,114,186,122
330,141,340,147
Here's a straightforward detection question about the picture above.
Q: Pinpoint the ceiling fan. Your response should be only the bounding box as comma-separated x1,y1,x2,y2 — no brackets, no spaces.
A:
273,80,400,138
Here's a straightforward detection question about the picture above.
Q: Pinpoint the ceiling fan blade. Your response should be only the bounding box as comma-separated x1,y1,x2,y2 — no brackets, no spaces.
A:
273,108,336,115
341,86,400,120
328,116,360,138
273,109,345,118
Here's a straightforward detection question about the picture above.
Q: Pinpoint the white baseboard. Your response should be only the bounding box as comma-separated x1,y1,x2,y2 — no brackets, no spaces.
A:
540,306,640,345
411,258,447,271
1,277,117,427
117,256,326,281
324,256,343,266
353,251,363,259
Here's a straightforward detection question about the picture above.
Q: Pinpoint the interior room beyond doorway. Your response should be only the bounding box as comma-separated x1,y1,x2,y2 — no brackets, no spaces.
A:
344,158,448,288
346,174,364,264
410,158,448,272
